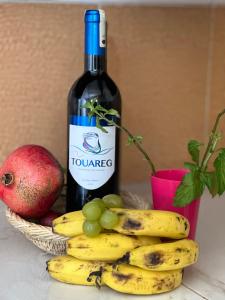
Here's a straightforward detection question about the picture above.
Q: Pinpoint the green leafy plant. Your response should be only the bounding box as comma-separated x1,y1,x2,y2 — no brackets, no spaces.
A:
83,98,225,207
174,109,225,207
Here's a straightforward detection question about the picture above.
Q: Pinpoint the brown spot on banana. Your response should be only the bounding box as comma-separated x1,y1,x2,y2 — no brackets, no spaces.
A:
54,263,64,270
194,252,197,261
122,218,142,230
109,243,119,248
112,271,133,283
175,247,190,253
176,216,181,222
153,277,175,291
67,242,72,249
59,220,68,224
184,221,188,231
136,276,143,283
76,264,84,271
117,212,125,217
153,279,165,291
74,244,90,249
145,251,164,266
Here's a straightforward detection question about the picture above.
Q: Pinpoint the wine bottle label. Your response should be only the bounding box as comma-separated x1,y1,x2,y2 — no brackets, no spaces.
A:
69,125,115,190
99,9,106,48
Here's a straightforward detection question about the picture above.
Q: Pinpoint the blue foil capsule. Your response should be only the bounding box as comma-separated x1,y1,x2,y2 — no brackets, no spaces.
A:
85,9,106,56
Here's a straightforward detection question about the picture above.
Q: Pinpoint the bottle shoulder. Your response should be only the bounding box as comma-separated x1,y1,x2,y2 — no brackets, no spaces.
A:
69,71,120,100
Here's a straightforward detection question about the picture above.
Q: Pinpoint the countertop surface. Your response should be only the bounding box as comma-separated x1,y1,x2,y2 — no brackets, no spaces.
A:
0,183,225,300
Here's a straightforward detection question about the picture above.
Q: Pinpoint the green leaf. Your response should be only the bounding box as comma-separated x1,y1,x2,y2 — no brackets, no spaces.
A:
134,135,143,143
106,109,120,118
95,105,108,113
184,162,198,172
188,140,202,164
82,101,94,110
96,117,108,133
174,170,204,207
127,136,133,145
201,172,218,197
127,135,143,146
214,148,225,195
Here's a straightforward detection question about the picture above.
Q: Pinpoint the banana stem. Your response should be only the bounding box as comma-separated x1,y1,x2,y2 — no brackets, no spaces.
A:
114,252,130,267
87,269,103,289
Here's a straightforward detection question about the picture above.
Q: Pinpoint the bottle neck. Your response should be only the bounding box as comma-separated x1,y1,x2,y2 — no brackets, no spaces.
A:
84,10,106,74
84,54,106,73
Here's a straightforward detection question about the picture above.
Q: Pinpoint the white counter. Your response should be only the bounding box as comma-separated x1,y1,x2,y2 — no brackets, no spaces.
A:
0,184,225,300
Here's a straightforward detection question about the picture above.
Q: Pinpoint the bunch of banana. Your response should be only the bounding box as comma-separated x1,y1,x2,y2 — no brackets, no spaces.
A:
53,208,189,239
48,207,199,295
47,255,183,295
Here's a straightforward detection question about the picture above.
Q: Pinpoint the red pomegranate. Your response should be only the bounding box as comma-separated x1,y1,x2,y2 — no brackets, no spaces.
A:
0,145,64,218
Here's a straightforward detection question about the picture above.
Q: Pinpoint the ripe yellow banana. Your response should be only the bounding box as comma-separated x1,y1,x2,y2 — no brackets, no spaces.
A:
47,255,105,285
53,208,189,239
111,208,189,238
118,239,199,271
67,233,161,261
47,256,183,294
101,264,183,295
52,211,84,237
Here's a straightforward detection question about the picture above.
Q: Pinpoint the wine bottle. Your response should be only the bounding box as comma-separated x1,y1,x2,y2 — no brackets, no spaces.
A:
66,9,121,212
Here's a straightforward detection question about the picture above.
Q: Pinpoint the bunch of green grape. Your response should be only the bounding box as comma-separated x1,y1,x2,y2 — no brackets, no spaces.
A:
82,194,123,237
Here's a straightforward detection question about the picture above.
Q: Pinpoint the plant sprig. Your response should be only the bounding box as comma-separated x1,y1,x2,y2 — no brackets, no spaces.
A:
82,98,156,174
174,108,225,207
83,99,225,207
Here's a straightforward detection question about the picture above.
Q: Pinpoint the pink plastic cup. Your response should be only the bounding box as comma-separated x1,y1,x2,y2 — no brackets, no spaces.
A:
151,169,200,240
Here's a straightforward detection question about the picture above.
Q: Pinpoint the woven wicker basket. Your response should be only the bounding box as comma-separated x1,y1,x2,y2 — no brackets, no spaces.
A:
5,192,150,256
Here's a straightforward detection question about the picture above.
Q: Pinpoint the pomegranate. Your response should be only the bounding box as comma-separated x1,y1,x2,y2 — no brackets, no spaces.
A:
0,145,64,218
39,210,61,227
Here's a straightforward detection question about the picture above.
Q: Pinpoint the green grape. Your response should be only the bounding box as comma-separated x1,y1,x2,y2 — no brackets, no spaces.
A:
100,210,119,230
102,194,123,208
83,220,102,237
91,198,106,212
82,202,102,221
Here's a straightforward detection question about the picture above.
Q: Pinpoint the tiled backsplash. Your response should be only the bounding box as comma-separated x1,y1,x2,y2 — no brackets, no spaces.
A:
0,4,224,183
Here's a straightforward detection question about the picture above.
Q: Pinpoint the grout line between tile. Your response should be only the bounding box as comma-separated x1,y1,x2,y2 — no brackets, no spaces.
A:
190,267,225,294
182,283,209,300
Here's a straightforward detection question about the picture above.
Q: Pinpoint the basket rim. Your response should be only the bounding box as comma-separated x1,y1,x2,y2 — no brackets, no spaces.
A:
5,208,68,241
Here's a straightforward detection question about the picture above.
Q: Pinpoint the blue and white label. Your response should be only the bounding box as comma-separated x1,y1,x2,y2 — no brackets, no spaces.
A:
69,125,115,190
